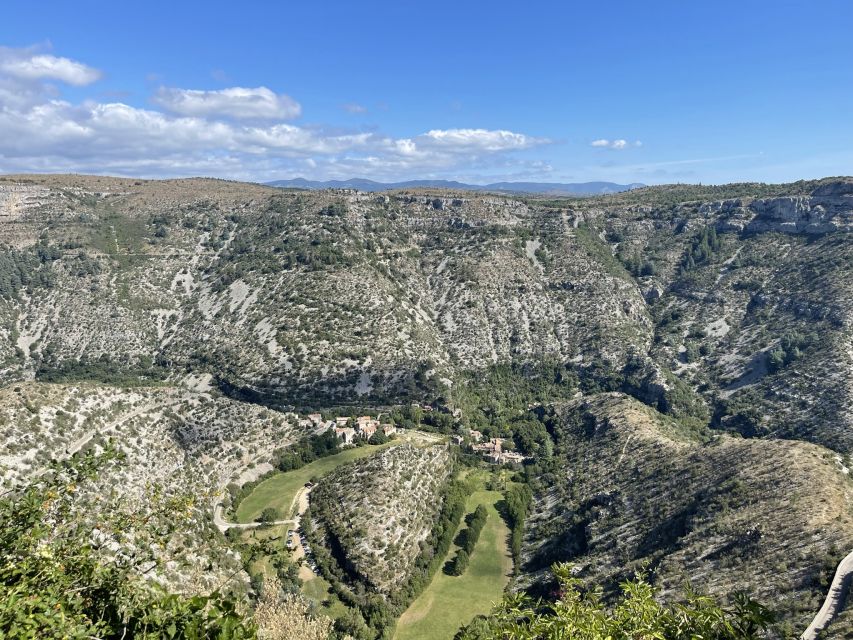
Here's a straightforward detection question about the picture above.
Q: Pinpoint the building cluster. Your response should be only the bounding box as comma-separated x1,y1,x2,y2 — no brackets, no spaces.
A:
458,430,529,465
294,412,396,444
296,412,335,432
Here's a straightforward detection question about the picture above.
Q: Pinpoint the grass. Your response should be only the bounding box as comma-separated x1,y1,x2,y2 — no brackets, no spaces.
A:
235,441,396,523
301,575,350,619
394,487,513,640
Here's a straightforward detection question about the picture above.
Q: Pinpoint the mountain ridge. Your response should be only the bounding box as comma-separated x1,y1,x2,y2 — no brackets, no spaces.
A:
1,172,852,637
265,177,645,195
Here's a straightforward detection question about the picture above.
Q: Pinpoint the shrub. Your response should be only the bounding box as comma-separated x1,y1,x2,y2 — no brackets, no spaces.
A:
260,507,282,523
448,549,470,576
0,450,256,639
457,563,773,640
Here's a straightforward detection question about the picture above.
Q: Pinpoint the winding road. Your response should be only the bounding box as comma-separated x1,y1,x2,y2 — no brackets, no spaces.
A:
802,550,853,639
213,485,311,533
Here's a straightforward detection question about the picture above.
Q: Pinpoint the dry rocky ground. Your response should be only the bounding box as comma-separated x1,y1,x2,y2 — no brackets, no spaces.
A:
0,173,851,633
307,443,454,595
522,393,853,637
0,380,308,591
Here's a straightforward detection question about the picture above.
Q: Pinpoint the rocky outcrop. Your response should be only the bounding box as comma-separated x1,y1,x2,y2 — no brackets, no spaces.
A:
307,443,454,595
707,180,853,234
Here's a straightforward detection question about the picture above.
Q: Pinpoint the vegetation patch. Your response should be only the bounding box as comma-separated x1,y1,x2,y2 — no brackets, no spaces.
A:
395,487,512,640
235,441,395,523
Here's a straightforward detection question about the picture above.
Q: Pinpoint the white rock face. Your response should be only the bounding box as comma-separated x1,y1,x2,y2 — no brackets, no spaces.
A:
752,181,852,234
704,180,853,234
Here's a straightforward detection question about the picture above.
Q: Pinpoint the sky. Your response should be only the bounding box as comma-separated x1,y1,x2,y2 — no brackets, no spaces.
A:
0,0,851,185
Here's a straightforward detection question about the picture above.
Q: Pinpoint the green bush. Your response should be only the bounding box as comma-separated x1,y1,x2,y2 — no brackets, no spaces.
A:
0,450,256,639
457,563,773,640
448,549,470,576
259,507,282,523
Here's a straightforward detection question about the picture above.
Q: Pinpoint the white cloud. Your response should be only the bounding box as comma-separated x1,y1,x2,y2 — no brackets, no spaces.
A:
591,138,641,150
153,86,302,120
0,45,550,182
421,128,548,152
0,47,101,86
0,94,547,180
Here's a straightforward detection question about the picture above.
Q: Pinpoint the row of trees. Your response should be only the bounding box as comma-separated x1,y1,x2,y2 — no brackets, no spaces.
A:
271,430,341,472
447,505,488,576
503,483,533,569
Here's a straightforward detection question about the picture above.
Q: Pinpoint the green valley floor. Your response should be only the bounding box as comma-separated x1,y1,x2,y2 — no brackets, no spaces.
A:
394,488,513,640
235,442,394,522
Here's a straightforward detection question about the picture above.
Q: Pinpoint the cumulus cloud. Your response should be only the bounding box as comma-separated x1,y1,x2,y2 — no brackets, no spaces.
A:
591,138,641,150
0,45,550,181
153,86,302,120
420,128,548,152
0,47,101,86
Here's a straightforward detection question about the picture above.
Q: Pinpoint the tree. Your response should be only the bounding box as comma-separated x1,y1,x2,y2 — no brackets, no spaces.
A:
260,507,282,523
449,549,469,576
334,607,372,640
457,563,773,640
767,347,786,373
0,450,256,639
368,429,389,445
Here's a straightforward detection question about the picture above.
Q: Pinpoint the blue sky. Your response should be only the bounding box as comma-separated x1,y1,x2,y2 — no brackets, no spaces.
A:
1,0,851,184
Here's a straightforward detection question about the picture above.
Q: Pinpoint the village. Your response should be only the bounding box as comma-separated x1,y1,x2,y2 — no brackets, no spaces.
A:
452,430,529,465
295,412,397,444
293,409,530,466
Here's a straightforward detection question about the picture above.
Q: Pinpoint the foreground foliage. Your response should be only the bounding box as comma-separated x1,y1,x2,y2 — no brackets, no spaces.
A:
0,451,255,639
254,576,333,640
458,564,773,640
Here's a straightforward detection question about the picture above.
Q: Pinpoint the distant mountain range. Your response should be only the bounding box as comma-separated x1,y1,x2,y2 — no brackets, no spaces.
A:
265,177,645,196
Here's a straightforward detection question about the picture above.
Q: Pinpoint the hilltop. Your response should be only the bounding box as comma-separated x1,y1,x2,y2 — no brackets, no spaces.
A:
266,177,644,195
306,443,454,596
0,173,850,450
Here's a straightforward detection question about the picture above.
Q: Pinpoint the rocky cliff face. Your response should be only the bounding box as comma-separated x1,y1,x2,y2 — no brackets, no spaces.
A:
1,174,852,633
307,443,454,597
0,174,851,452
705,179,853,234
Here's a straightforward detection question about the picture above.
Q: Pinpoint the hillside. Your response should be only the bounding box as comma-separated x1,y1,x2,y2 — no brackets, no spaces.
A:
306,443,454,597
0,380,308,591
522,393,853,637
1,173,852,635
1,175,850,453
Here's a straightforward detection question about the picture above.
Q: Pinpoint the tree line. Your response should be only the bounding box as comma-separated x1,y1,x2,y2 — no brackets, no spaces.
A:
446,504,488,576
